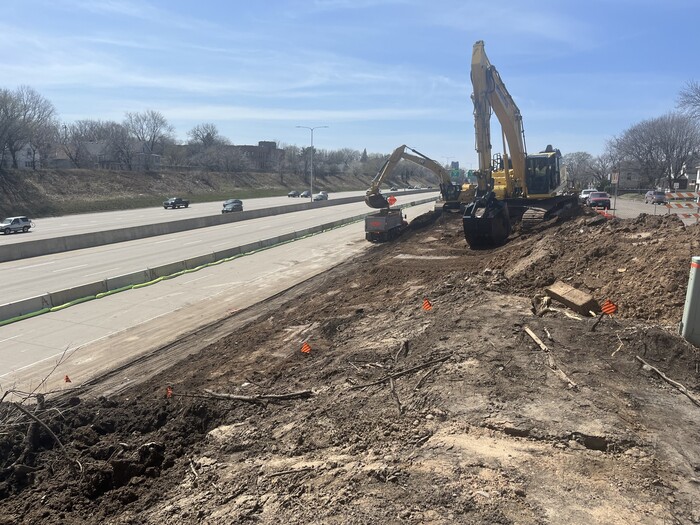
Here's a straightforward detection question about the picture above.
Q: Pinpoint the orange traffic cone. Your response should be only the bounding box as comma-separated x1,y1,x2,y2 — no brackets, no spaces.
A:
64,375,71,383
422,298,433,311
301,342,312,354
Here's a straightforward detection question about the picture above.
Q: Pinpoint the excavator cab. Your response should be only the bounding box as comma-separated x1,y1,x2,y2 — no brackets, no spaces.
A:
440,182,464,211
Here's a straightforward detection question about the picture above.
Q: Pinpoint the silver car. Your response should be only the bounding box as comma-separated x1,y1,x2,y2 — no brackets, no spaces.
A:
1,216,33,234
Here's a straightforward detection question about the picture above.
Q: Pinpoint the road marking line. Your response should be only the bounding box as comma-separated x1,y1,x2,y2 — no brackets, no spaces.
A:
52,264,89,273
153,238,175,244
181,275,209,285
183,240,202,245
0,334,20,344
23,261,56,269
84,267,120,278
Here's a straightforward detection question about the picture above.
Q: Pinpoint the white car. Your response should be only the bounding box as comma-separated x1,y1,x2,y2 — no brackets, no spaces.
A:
1,216,33,234
312,192,328,201
579,189,595,204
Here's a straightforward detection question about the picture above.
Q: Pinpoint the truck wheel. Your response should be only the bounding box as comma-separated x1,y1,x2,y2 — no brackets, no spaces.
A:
3,228,10,234
185,204,189,208
22,226,29,232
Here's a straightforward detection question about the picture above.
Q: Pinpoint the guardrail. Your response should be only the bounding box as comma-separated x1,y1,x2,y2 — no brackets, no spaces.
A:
0,196,438,326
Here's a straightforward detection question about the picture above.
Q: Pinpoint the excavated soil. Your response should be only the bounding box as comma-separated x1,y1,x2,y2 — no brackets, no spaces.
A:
2,208,700,524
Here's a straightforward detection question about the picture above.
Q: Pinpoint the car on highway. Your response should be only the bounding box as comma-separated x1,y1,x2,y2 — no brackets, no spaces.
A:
221,199,243,213
287,190,300,197
1,216,33,234
163,197,189,209
645,190,667,204
579,188,596,204
313,192,328,201
390,186,398,191
300,190,311,198
588,191,611,209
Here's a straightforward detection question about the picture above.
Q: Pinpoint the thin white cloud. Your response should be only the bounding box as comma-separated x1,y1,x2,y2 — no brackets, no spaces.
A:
159,104,435,122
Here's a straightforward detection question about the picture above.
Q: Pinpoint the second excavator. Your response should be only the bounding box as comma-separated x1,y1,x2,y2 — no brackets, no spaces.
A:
463,40,577,248
364,145,474,242
365,144,473,211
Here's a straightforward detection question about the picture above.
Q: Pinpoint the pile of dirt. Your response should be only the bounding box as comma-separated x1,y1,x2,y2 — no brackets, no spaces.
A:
1,212,700,524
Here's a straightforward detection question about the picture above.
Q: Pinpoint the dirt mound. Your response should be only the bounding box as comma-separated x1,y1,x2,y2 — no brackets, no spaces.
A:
1,213,699,524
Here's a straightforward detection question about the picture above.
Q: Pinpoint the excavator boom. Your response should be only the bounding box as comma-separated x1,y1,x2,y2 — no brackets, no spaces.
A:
364,145,470,211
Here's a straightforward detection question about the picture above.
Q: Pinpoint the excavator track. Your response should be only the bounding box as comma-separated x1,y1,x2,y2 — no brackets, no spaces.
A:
520,206,547,229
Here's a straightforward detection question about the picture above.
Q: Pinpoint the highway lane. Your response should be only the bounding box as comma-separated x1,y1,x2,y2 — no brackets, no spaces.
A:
0,201,438,394
0,191,367,245
0,195,440,305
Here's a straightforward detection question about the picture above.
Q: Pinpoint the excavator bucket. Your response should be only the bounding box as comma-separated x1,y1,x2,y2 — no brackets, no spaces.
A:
365,193,390,209
463,194,511,248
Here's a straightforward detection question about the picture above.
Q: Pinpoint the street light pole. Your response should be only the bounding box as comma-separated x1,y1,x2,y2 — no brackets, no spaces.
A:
296,125,328,201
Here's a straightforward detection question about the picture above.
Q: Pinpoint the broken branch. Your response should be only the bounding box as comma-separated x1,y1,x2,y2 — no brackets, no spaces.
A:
350,354,453,390
202,389,313,404
636,356,700,408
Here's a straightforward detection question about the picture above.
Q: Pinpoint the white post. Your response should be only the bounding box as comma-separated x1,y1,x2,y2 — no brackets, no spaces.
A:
681,256,700,346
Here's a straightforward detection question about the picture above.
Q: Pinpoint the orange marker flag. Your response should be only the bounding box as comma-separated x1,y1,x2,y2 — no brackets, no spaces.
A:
64,375,72,383
422,298,433,311
301,342,312,354
166,386,173,398
601,299,618,315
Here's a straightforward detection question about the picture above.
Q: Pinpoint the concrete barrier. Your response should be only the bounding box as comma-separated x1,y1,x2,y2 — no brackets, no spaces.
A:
49,281,107,307
105,269,152,290
0,191,435,263
0,195,439,323
0,294,52,320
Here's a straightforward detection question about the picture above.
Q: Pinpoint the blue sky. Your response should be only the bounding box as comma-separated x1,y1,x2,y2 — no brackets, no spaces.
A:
2,0,697,168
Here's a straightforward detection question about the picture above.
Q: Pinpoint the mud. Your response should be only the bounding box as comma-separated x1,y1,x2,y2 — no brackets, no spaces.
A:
1,208,700,524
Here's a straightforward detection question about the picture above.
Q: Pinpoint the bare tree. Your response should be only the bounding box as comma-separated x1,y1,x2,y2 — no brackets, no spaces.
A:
678,80,700,120
124,110,174,168
610,112,700,189
187,123,228,148
562,151,595,188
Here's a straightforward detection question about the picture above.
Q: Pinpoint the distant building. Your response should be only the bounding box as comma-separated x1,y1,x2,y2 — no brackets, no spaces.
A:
0,144,37,170
615,161,647,190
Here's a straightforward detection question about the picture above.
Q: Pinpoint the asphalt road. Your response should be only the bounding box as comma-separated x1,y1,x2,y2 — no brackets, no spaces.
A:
0,191,367,245
0,201,438,395
0,195,439,305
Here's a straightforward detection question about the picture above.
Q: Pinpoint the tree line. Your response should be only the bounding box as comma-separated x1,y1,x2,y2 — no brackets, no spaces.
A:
0,86,434,184
564,82,700,191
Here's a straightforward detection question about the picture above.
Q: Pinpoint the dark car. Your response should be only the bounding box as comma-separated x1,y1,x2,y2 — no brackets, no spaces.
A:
222,199,243,213
287,190,300,197
588,192,611,209
163,197,189,209
645,190,666,204
300,190,311,198
1,216,33,234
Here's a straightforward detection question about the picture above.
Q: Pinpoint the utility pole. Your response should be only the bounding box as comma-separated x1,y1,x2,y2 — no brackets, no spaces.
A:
296,125,328,201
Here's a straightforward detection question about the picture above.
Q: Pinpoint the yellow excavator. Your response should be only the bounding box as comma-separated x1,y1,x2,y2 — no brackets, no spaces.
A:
463,40,577,247
365,144,473,210
364,145,474,242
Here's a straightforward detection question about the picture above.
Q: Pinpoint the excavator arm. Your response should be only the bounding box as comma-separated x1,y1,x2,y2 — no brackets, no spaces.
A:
365,145,465,210
471,40,527,198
